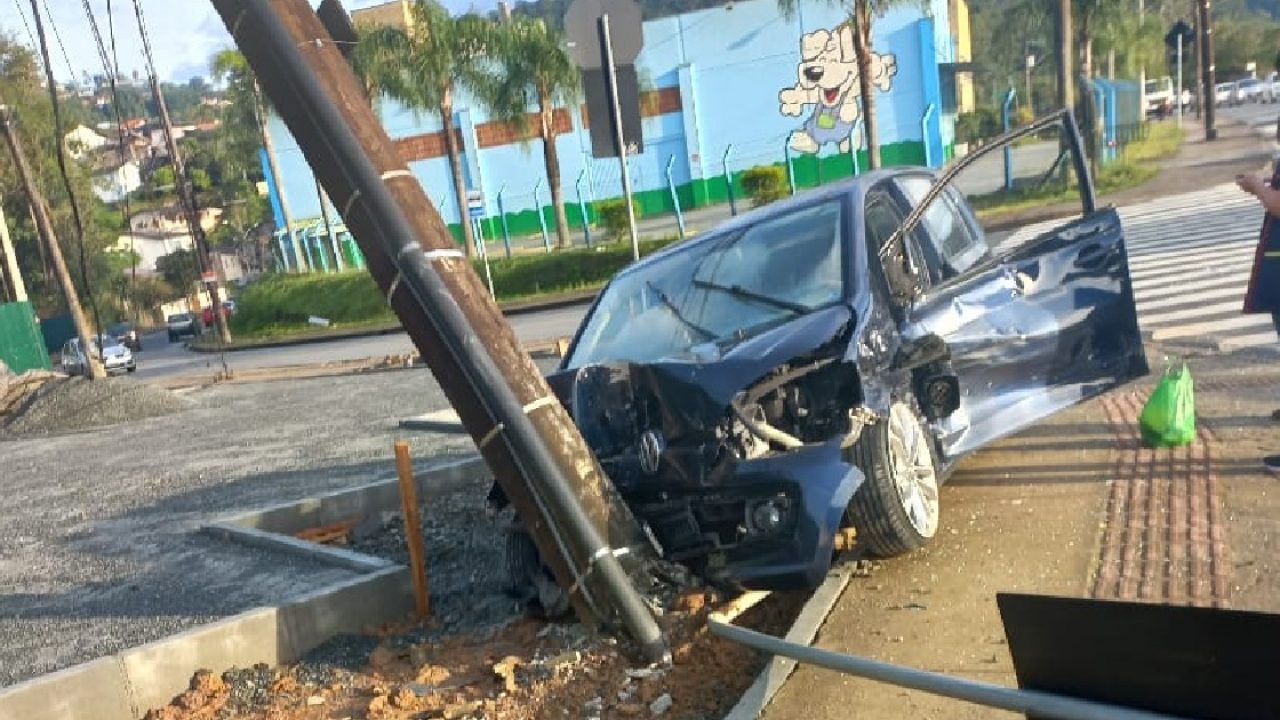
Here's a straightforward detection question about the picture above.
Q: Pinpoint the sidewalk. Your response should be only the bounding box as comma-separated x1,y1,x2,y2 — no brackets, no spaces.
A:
760,334,1280,718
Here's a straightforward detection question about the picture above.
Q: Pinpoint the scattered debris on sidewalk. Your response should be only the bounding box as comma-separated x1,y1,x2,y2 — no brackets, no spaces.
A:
0,374,189,438
145,587,803,720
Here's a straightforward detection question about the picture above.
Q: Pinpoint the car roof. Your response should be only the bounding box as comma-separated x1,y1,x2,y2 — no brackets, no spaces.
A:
614,167,925,279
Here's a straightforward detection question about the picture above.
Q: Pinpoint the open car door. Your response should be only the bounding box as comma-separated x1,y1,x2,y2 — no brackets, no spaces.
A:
887,110,1149,459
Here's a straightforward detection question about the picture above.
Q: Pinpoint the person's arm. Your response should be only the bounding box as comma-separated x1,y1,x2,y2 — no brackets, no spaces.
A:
1238,173,1280,218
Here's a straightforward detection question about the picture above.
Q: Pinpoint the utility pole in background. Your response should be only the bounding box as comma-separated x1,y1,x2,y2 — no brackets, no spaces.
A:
0,204,27,303
1,109,104,379
1056,0,1074,111
131,0,232,344
1197,0,1217,140
258,86,306,272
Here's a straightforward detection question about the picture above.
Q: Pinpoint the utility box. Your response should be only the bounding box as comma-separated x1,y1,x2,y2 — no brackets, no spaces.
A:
0,301,52,373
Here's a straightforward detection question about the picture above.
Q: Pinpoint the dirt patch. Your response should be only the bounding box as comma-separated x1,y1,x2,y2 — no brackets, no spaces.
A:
142,589,804,720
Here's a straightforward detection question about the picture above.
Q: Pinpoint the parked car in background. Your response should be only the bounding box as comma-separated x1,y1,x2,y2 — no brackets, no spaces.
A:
1216,81,1242,106
1237,77,1265,103
492,109,1148,596
166,312,202,342
106,321,141,351
61,335,136,376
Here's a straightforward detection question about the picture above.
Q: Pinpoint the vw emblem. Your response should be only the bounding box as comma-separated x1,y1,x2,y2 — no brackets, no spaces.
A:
638,429,664,475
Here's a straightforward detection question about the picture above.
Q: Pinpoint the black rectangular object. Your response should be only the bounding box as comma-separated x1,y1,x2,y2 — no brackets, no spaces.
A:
583,64,643,159
997,592,1280,720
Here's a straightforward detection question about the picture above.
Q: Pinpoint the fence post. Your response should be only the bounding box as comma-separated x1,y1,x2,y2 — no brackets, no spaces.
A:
276,230,289,272
1105,81,1118,163
495,185,512,259
723,144,737,216
921,102,937,168
1002,89,1017,190
533,179,550,253
665,155,686,240
849,119,863,176
474,218,495,297
784,133,797,195
575,169,593,247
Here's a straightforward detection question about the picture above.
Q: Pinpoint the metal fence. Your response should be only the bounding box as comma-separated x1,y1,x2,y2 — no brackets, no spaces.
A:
0,301,52,373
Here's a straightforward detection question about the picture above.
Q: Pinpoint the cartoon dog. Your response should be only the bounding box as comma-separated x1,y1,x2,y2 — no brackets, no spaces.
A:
779,25,898,154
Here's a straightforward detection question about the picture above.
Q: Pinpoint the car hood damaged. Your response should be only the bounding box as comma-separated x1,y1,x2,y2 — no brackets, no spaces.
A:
549,305,870,589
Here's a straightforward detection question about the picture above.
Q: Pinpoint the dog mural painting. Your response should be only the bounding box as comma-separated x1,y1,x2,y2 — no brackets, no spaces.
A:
779,23,898,154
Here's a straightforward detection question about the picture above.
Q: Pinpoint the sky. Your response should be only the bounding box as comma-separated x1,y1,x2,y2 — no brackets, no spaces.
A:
2,0,508,85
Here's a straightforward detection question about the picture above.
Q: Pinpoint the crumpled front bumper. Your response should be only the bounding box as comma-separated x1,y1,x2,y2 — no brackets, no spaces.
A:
703,441,863,591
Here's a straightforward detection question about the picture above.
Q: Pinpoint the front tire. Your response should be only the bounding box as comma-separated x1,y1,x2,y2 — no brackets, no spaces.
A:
844,401,941,557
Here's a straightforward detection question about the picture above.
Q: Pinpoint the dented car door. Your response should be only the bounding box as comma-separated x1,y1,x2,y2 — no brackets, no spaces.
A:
891,112,1148,459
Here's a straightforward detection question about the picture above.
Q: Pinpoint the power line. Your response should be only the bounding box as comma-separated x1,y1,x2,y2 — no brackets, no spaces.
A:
26,0,103,340
10,0,38,52
38,0,78,86
83,0,140,292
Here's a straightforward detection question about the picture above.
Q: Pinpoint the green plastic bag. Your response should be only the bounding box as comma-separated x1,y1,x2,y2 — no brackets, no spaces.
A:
1138,363,1196,448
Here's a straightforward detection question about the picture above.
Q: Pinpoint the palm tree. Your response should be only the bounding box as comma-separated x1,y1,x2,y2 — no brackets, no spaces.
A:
778,0,921,170
355,2,490,258
479,18,580,249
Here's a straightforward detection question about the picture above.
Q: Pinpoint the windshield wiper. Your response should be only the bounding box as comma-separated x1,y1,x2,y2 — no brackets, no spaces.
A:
692,279,808,315
646,281,715,340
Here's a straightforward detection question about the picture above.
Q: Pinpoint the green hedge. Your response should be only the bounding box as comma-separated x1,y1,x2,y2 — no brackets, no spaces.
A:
231,236,682,335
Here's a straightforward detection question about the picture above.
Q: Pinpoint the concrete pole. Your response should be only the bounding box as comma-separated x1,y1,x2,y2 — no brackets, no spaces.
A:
1198,0,1217,140
1,109,104,378
0,205,28,303
600,14,640,262
1056,0,1074,110
257,83,306,272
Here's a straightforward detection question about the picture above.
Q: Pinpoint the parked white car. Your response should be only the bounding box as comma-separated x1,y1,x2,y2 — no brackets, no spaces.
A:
1216,81,1242,106
1238,78,1265,103
61,335,136,376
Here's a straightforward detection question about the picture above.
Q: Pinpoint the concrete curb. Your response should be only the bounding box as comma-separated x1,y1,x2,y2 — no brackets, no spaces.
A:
722,565,855,720
0,456,489,720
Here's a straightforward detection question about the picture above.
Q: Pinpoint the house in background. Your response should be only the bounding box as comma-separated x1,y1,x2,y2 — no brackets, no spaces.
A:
64,125,109,160
114,205,225,276
93,160,144,204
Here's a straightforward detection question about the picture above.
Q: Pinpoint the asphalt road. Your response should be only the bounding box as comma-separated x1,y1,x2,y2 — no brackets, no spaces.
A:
129,303,591,382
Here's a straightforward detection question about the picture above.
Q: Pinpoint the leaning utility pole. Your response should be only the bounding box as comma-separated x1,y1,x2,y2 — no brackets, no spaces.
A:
1,109,104,379
257,84,306,272
0,204,27,303
211,0,667,661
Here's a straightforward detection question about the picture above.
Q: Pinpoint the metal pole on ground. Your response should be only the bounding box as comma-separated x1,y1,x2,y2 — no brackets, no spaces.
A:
393,441,430,619
475,218,495,298
599,13,640,262
317,180,344,271
664,155,685,240
849,119,862,176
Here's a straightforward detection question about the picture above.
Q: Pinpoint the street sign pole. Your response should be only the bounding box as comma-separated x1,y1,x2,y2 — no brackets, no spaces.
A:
1176,33,1183,127
599,14,640,262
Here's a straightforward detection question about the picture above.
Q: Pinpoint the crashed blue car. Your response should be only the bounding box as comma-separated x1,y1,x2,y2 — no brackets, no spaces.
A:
500,111,1148,594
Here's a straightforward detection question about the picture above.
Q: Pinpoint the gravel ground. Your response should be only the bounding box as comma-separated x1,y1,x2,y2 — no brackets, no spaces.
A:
348,499,525,641
1,376,190,437
0,362,538,688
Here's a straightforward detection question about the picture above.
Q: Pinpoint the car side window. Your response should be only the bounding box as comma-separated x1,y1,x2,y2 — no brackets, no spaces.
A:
896,175,989,282
865,191,928,304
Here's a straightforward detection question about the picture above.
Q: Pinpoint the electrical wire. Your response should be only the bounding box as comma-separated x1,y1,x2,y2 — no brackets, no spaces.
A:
10,0,38,52
26,0,103,345
38,0,78,87
130,0,229,370
83,0,139,296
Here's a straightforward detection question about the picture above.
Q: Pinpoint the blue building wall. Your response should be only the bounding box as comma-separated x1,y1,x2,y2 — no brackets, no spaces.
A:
268,0,956,247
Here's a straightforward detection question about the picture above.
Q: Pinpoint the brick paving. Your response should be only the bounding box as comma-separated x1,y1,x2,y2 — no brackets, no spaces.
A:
1092,388,1231,608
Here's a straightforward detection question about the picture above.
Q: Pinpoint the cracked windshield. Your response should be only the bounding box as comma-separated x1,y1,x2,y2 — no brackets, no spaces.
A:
567,198,844,367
